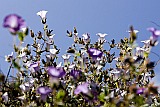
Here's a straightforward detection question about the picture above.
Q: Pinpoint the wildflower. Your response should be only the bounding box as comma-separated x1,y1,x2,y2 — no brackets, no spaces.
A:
87,48,103,59
37,10,48,24
3,14,26,34
82,33,90,43
2,92,8,103
136,87,145,94
74,82,89,95
62,54,71,65
29,62,40,73
96,33,108,43
47,66,65,78
37,86,52,101
147,27,160,46
5,52,13,62
19,82,30,92
127,29,139,34
70,70,82,79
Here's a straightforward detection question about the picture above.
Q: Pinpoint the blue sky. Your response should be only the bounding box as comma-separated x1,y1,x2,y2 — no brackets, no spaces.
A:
0,1,160,84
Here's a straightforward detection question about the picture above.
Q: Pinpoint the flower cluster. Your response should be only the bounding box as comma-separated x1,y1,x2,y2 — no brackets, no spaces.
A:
1,10,160,107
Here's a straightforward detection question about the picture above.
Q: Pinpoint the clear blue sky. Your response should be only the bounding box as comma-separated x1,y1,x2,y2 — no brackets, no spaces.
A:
0,1,160,84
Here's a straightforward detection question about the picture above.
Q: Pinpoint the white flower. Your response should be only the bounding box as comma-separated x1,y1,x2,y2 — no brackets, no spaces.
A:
96,33,108,38
50,48,58,55
96,33,108,43
2,92,8,102
37,10,48,20
5,52,13,62
62,54,71,60
127,30,139,34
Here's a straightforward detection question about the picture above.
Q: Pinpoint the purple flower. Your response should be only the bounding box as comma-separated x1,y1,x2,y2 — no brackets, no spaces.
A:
147,27,160,42
37,86,52,101
47,66,65,78
136,88,145,94
70,70,82,79
3,14,26,33
74,82,89,95
87,48,103,58
29,62,40,73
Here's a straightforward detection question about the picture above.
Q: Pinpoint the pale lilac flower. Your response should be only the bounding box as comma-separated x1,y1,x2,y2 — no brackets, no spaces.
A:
47,66,65,78
147,27,160,45
19,83,30,92
37,86,52,101
87,48,103,58
29,62,40,73
136,88,145,94
3,14,26,33
74,82,89,95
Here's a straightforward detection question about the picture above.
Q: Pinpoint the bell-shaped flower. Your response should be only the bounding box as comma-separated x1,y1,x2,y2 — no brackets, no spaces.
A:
47,66,65,78
96,33,108,43
74,82,89,95
82,33,90,43
37,10,48,24
29,62,40,73
87,48,103,59
5,52,13,62
19,82,30,92
70,70,82,79
147,27,160,46
62,54,71,65
3,14,26,34
37,86,52,101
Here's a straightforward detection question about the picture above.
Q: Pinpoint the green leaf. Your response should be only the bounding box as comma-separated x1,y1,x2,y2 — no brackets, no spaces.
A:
98,92,105,102
56,89,65,101
18,32,24,41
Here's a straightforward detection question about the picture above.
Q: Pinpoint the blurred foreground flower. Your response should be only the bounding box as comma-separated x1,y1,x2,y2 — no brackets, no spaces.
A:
47,66,65,78
74,82,89,95
3,14,26,34
37,86,52,101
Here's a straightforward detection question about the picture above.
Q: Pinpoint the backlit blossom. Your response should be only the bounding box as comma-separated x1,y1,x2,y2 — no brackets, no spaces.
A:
37,10,48,24
82,33,90,43
96,33,108,43
37,86,52,101
74,82,89,95
87,48,103,58
3,14,26,33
